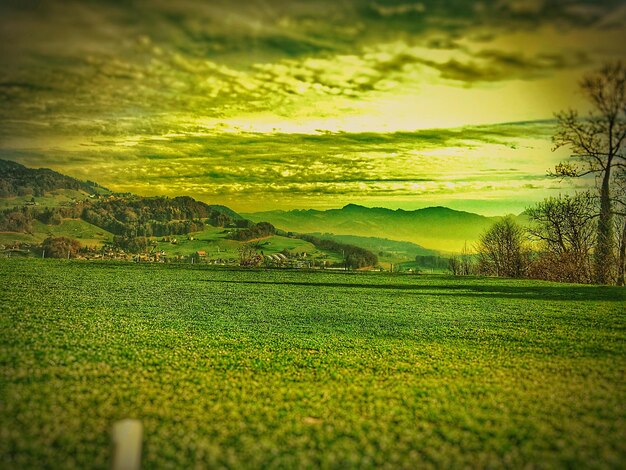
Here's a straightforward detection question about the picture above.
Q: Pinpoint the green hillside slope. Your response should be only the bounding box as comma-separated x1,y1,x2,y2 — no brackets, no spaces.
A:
304,233,436,265
0,159,108,197
0,219,114,247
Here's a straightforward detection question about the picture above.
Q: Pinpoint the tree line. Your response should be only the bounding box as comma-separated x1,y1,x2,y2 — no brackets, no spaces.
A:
227,221,277,241
455,191,622,284
298,234,378,269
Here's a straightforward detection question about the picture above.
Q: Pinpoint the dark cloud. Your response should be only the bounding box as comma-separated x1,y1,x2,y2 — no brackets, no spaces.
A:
2,1,622,67
0,0,622,210
420,49,590,83
366,0,625,30
1,120,557,192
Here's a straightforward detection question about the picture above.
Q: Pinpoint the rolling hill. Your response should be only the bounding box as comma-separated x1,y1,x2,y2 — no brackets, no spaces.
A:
303,233,437,266
1,158,516,260
0,160,364,265
0,159,109,198
245,204,506,252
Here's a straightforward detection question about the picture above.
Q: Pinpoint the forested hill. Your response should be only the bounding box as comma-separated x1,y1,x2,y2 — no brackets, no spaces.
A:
0,159,247,237
0,159,107,197
82,196,244,237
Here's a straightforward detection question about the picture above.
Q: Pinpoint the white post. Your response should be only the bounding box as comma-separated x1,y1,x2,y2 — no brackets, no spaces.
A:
111,419,143,470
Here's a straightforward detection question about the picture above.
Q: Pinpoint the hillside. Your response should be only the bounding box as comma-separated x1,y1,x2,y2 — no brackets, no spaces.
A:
0,160,248,239
303,233,437,267
0,160,372,266
0,159,108,198
0,160,246,251
245,204,505,252
0,219,113,248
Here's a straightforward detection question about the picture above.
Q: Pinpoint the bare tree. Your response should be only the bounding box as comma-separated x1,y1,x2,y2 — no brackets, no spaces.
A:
238,243,262,267
526,192,596,283
476,216,528,278
448,242,474,276
460,241,474,275
614,168,626,285
615,213,626,285
552,62,626,284
448,256,461,276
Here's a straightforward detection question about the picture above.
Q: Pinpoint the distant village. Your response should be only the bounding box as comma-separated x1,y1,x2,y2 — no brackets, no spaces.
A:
0,238,363,271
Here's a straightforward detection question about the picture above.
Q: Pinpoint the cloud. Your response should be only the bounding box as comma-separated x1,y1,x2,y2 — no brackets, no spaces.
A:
420,49,590,83
370,3,427,17
0,0,624,143
0,0,620,214
1,120,566,203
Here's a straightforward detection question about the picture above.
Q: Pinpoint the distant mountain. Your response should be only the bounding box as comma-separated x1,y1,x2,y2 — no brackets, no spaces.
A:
0,159,108,197
245,204,508,252
0,159,512,254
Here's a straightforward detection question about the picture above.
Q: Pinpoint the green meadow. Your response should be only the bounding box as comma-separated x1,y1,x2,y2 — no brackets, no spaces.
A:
1,221,344,265
0,219,113,248
1,259,624,468
157,226,337,262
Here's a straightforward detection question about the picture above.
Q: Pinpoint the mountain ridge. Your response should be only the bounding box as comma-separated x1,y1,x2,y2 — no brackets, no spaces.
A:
2,159,513,253
250,203,499,219
244,205,512,252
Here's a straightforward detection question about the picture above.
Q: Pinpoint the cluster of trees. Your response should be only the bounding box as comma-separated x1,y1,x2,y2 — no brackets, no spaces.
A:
451,63,625,285
456,191,622,284
526,193,596,283
36,207,64,225
0,207,33,232
83,196,223,236
0,204,88,233
41,236,82,259
207,212,233,227
228,221,276,241
447,244,475,276
298,234,378,268
476,217,529,278
90,196,217,222
238,244,264,267
112,235,152,252
453,191,624,284
83,207,206,237
0,194,237,239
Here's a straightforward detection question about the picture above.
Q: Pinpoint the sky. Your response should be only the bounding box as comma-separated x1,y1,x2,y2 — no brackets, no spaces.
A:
1,0,625,215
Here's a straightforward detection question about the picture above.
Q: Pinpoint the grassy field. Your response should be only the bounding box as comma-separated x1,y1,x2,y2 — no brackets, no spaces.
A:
32,220,114,246
252,236,343,264
0,260,624,468
154,226,240,260
0,219,113,249
305,234,438,269
0,190,100,209
154,227,340,263
1,222,343,263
